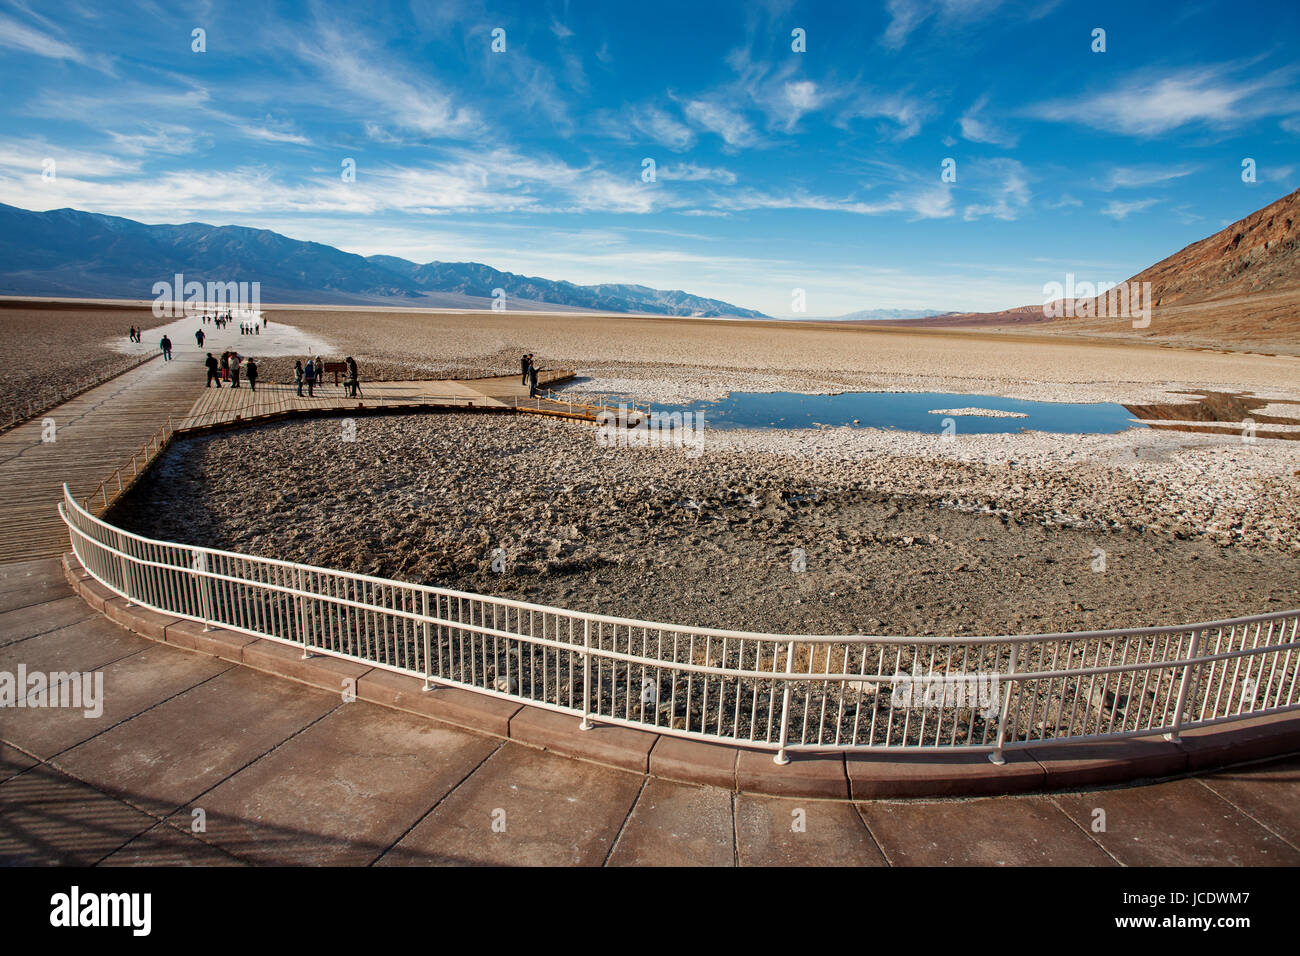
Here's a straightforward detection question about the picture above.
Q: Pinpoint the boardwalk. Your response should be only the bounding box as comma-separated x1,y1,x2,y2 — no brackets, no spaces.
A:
0,355,200,563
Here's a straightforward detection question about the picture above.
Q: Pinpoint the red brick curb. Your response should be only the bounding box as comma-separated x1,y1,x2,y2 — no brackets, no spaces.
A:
62,552,1300,799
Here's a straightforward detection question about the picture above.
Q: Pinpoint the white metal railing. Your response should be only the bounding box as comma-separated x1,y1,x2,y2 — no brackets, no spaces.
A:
60,484,1300,763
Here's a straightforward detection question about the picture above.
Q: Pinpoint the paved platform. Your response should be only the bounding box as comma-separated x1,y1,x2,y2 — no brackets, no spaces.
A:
4,556,1300,866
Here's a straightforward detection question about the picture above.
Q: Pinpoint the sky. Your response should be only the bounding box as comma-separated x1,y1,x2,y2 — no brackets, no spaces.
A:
1,0,1298,317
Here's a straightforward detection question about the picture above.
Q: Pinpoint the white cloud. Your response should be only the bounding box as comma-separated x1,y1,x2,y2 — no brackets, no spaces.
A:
1095,164,1197,191
962,158,1031,221
658,164,737,185
1025,65,1300,136
682,99,759,148
880,0,1006,50
1100,198,1160,220
959,95,1018,147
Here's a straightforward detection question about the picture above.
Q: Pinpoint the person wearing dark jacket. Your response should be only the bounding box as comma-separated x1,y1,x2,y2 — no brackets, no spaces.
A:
159,335,172,360
528,360,539,398
246,358,258,392
303,358,316,397
521,353,530,385
294,360,304,396
205,352,221,388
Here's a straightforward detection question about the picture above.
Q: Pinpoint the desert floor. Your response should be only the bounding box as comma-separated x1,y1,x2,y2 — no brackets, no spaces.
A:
30,300,1284,636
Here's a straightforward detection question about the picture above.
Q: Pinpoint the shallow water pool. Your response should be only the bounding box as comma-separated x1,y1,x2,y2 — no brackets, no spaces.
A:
634,391,1145,435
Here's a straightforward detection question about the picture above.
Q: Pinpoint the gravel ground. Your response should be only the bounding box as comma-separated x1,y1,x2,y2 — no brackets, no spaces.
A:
110,412,1300,637
0,303,166,417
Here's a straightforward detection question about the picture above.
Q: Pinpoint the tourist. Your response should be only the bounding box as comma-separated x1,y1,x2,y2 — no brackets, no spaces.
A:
205,352,221,388
128,326,136,343
521,353,530,385
231,352,242,388
294,360,304,396
195,328,205,348
220,350,230,381
304,357,316,397
345,356,360,397
246,358,258,392
314,356,325,390
160,334,172,361
528,358,539,398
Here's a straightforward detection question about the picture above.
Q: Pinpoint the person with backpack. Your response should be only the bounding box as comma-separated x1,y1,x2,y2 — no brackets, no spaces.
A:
303,357,316,396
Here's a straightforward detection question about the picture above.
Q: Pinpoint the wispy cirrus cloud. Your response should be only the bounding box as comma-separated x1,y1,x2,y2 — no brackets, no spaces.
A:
1024,64,1300,136
1095,164,1198,191
959,95,1018,148
1100,198,1161,220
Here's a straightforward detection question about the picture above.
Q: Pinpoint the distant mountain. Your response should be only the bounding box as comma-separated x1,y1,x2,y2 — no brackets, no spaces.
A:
881,187,1300,350
0,203,767,318
831,308,958,321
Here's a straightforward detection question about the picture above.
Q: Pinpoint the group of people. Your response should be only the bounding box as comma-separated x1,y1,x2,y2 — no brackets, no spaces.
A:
520,353,542,397
238,322,259,335
294,356,360,397
204,350,257,390
199,311,263,330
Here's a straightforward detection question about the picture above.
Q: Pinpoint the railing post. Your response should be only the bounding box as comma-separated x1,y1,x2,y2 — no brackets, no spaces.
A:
116,528,133,607
421,590,433,691
296,567,312,659
580,618,593,730
194,549,214,631
774,640,795,765
989,643,1018,764
1165,629,1201,743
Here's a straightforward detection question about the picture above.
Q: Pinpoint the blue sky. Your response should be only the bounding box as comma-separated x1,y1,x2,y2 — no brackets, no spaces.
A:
1,0,1298,316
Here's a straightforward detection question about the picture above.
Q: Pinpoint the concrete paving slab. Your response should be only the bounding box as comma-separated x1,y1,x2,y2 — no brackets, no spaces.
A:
858,795,1116,866
357,669,520,737
847,749,1044,799
1026,738,1188,791
1053,777,1300,866
0,612,147,675
101,820,247,867
1178,714,1300,771
509,705,657,773
0,742,37,784
0,762,158,865
736,749,848,799
176,702,499,865
0,579,74,615
607,777,734,866
0,643,230,760
0,594,95,646
648,736,737,790
51,666,338,817
735,793,886,866
1197,755,1300,848
0,559,63,591
378,742,642,866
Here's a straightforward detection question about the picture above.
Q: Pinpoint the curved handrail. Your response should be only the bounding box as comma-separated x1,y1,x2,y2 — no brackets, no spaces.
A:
60,483,1300,763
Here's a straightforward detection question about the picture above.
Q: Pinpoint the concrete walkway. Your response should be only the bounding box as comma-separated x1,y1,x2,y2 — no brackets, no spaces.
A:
3,557,1299,866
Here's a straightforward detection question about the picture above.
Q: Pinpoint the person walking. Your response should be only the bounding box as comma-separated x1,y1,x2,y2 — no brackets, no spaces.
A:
304,357,316,397
195,328,205,348
128,326,136,343
160,335,172,360
205,352,221,388
294,360,304,396
246,358,258,393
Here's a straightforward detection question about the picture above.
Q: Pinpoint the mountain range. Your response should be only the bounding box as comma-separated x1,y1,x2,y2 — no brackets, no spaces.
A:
891,187,1300,351
0,203,767,318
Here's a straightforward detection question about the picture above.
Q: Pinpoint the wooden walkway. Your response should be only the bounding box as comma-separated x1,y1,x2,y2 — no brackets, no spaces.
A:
0,355,203,563
0,355,595,564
